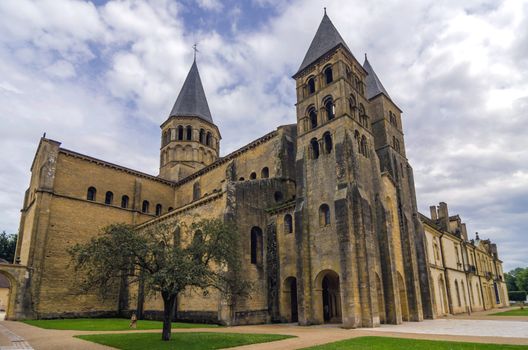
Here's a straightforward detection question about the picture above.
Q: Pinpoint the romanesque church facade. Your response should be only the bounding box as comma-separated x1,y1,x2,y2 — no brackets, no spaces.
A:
3,13,508,326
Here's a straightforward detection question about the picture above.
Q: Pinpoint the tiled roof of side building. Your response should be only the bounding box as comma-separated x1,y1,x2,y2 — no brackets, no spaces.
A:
169,60,213,124
363,55,391,100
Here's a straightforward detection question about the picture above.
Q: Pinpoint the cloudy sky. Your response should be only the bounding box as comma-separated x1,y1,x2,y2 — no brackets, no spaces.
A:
0,0,527,271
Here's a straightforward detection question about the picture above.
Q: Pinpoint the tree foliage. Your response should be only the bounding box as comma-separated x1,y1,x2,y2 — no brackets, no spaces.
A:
505,267,528,292
69,219,251,341
0,231,17,263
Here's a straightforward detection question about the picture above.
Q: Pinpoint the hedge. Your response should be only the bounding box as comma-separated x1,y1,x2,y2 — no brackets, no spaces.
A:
508,291,527,302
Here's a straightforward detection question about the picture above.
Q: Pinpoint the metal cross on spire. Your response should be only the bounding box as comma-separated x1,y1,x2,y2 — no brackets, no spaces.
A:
193,43,199,61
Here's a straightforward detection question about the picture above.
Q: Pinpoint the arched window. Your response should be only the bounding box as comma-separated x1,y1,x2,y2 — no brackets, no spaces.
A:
186,125,192,141
168,207,174,212
239,177,245,181
284,214,293,234
250,172,257,180
307,76,316,94
206,132,212,147
261,167,269,179
162,131,168,146
361,135,368,157
155,204,162,216
324,96,335,120
349,95,356,113
319,204,330,226
324,65,333,84
193,182,201,200
354,130,361,150
250,226,263,265
87,187,96,201
323,132,332,154
199,128,205,144
359,104,368,127
142,200,149,213
105,191,113,205
310,138,320,159
121,195,129,208
274,191,283,202
178,125,184,140
308,106,317,129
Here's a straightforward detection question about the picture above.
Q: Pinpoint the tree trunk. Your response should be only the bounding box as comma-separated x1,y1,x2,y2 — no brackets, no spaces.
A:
161,292,176,341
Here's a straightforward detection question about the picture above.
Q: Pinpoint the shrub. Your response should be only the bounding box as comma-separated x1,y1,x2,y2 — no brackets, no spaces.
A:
508,291,527,302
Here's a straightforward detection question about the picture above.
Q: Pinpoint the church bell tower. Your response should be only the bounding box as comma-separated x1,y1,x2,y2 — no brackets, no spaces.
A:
159,59,221,182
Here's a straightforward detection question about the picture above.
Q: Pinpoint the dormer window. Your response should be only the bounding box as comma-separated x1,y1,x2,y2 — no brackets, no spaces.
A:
324,65,333,84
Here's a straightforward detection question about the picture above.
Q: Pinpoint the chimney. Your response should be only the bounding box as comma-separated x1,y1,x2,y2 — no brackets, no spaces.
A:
437,202,449,231
461,223,468,241
429,205,438,220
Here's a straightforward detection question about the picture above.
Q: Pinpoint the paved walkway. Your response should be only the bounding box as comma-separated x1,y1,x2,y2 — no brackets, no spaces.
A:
0,311,527,350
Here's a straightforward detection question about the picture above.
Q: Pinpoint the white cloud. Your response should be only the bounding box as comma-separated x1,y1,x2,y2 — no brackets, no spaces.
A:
0,0,527,271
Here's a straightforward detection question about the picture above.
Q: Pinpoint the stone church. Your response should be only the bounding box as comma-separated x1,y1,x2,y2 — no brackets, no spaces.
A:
2,13,508,326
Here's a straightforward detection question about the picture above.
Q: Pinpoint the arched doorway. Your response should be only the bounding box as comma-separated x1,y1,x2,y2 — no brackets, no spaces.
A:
314,270,341,324
397,272,409,321
0,273,10,320
282,277,298,323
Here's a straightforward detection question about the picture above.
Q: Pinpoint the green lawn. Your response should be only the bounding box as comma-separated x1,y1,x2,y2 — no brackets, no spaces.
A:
76,332,293,350
490,307,528,316
23,318,219,331
301,336,528,350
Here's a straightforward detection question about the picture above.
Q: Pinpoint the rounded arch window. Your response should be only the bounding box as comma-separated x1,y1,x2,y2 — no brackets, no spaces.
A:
186,125,192,141
239,177,245,181
307,76,316,94
193,182,201,200
105,191,113,205
142,200,150,213
324,96,335,120
324,65,333,84
261,167,269,179
308,106,317,129
199,128,205,144
87,187,96,201
121,195,129,208
323,132,333,154
206,132,212,147
349,95,356,112
274,191,283,203
310,138,320,159
284,214,293,234
177,125,184,140
250,172,257,180
250,226,263,265
319,204,331,226
155,204,162,216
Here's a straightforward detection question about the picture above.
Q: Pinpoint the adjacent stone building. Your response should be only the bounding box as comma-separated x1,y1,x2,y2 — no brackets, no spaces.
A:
1,12,508,325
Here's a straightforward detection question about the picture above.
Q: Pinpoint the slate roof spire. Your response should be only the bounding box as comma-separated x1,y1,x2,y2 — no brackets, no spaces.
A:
295,11,351,75
169,59,213,124
363,54,391,100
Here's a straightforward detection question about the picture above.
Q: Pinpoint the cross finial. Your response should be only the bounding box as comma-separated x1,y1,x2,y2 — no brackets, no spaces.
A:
193,43,199,61
324,7,327,15
365,53,367,60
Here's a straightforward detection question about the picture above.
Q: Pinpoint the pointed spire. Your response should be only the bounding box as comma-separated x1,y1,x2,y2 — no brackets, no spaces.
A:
295,12,351,75
169,60,213,123
363,55,391,100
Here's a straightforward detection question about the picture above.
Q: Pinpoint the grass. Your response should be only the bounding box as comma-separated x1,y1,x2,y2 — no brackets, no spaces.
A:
22,318,219,331
301,336,528,350
76,332,293,350
490,307,528,316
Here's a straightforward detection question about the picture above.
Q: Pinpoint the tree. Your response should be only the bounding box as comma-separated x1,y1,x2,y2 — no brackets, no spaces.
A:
505,267,528,292
0,231,17,263
69,219,250,341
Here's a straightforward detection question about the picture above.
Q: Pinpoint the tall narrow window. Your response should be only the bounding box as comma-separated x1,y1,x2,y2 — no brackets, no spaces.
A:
323,132,332,154
155,204,162,216
307,77,316,94
308,107,317,129
250,226,263,265
193,182,201,200
142,200,149,213
349,95,356,113
87,187,96,201
354,130,361,151
199,128,205,144
324,65,333,84
105,191,113,205
186,126,192,140
250,172,257,180
121,195,129,208
310,138,320,159
206,132,212,147
178,125,184,140
324,96,335,120
319,204,330,226
455,280,461,307
361,135,368,157
284,214,293,234
261,167,269,179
